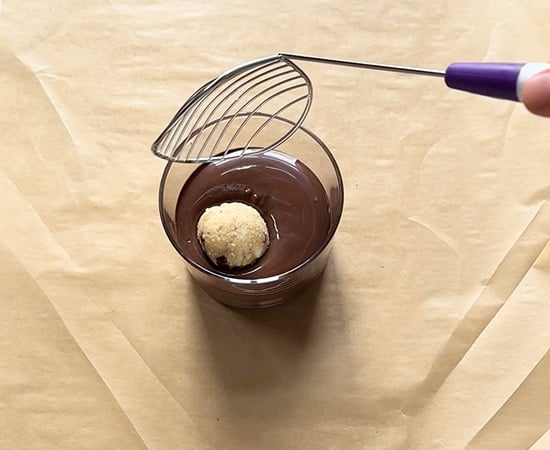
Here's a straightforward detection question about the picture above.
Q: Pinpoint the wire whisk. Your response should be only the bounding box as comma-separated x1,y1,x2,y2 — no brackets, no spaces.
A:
152,55,312,163
152,52,549,163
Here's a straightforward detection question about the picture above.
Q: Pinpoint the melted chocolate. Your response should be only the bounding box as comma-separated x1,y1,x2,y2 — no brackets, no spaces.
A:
175,150,331,279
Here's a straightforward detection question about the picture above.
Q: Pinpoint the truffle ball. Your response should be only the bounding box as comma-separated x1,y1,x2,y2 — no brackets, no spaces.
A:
196,202,270,268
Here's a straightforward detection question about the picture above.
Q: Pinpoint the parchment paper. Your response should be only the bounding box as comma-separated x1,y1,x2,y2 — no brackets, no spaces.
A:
1,0,549,448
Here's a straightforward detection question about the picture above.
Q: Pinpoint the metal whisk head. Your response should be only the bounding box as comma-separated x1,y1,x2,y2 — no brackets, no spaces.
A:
152,54,312,163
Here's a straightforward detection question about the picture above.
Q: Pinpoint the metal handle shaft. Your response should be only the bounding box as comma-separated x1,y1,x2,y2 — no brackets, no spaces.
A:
280,52,446,78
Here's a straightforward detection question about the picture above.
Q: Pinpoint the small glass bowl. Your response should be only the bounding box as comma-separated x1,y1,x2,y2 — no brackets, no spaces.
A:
158,115,344,308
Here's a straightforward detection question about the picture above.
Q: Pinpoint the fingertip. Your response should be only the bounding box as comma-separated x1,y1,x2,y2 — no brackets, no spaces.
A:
522,69,550,117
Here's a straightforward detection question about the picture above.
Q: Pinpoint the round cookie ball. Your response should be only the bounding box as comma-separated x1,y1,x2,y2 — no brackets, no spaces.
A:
196,202,270,269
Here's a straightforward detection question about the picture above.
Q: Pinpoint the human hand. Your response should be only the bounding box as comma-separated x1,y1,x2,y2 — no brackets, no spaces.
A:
522,69,550,117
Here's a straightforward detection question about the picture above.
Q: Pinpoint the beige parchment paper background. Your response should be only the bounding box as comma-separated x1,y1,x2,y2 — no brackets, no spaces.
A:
1,0,549,448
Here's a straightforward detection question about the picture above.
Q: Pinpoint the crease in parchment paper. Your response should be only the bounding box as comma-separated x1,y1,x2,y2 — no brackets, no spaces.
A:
482,201,548,292
0,166,208,449
492,103,517,158
523,185,550,207
407,215,462,258
408,240,550,449
0,40,85,211
465,350,550,449
529,428,550,450
0,165,78,273
0,244,149,449
403,200,550,418
9,50,81,158
33,72,80,154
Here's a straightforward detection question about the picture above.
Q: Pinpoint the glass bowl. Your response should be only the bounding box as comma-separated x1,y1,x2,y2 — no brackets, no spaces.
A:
158,114,344,308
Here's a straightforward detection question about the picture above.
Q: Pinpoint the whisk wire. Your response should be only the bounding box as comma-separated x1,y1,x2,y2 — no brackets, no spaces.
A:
238,94,311,158
216,85,309,160
176,60,288,159
188,65,302,160
202,77,307,160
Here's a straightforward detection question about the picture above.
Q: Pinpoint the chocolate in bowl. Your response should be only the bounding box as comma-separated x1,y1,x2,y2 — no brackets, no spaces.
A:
176,149,331,278
158,117,344,308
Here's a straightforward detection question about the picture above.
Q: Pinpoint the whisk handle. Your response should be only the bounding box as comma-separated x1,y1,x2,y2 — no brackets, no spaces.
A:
444,62,550,101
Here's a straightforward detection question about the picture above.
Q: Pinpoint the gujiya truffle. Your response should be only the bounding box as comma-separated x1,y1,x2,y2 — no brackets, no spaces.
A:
196,202,270,268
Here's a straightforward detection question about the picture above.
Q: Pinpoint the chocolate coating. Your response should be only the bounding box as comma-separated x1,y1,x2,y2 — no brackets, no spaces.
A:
175,150,331,279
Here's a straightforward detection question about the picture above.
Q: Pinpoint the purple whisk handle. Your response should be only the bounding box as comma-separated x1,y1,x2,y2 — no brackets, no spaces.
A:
445,62,523,101
444,62,550,102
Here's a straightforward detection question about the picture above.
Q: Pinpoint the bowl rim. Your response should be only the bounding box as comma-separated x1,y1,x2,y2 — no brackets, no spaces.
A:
158,114,344,285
